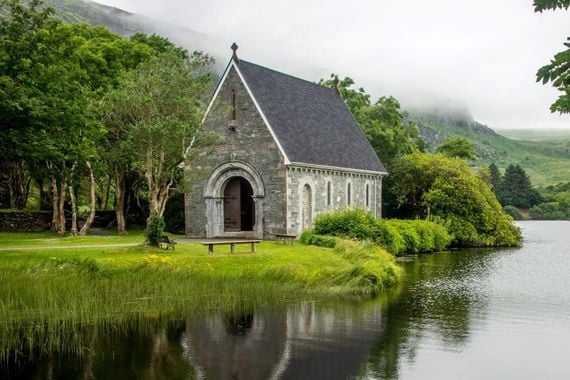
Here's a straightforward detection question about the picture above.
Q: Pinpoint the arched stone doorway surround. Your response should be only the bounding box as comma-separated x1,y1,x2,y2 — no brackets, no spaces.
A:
204,161,265,239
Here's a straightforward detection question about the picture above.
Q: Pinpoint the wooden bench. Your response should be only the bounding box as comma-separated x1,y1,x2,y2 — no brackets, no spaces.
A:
275,233,296,245
159,235,177,250
202,240,262,255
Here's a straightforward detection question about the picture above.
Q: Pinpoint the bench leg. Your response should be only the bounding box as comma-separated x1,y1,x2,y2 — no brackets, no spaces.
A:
251,242,256,253
208,244,214,255
231,243,235,254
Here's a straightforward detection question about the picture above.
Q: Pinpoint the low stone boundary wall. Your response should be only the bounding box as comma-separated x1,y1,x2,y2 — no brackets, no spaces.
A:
0,210,117,232
0,211,52,232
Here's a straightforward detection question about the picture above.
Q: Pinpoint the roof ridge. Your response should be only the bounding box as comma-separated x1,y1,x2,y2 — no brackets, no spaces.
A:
239,59,337,95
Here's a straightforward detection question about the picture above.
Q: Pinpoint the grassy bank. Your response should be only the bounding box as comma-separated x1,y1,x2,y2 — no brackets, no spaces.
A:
0,231,401,358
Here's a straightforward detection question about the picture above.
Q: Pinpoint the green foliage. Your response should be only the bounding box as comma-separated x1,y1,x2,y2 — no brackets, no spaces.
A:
503,205,524,220
102,51,214,217
389,153,522,247
436,136,477,160
499,164,542,209
299,231,338,248
533,0,570,12
145,216,165,247
488,163,502,193
313,209,452,255
536,182,570,219
533,1,569,113
529,201,570,220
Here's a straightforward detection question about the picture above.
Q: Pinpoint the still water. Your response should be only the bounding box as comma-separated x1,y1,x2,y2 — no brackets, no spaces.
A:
3,221,570,379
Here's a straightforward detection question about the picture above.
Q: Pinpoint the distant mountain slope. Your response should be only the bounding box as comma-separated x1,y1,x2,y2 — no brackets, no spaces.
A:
43,0,228,70
414,112,570,186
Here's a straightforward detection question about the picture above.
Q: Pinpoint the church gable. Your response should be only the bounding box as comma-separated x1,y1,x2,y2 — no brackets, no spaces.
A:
201,62,288,164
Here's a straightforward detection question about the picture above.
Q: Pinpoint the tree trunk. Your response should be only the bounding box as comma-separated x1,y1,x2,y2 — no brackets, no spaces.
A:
79,162,96,236
50,177,58,232
9,160,31,210
69,184,78,236
50,176,67,235
115,170,128,235
57,177,67,235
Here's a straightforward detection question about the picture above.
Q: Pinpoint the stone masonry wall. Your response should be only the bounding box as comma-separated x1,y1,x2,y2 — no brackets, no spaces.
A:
0,211,52,232
185,66,287,238
286,166,383,235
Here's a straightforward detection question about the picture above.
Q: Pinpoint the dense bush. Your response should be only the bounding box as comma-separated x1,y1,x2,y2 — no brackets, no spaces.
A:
529,202,570,220
313,209,452,255
503,205,523,220
299,231,338,248
389,153,522,247
145,216,165,247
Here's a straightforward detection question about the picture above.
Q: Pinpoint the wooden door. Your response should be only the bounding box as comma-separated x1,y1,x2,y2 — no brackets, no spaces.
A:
224,178,241,231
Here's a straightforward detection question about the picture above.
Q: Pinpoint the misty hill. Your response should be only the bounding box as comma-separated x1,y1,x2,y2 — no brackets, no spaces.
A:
42,0,228,70
413,111,570,186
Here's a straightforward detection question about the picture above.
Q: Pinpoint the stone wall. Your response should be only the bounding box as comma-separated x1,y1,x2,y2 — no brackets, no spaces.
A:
0,210,118,232
0,211,52,232
286,165,383,235
185,66,287,239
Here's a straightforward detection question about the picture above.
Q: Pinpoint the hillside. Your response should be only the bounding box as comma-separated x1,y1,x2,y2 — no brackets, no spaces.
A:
40,0,228,70
414,112,570,186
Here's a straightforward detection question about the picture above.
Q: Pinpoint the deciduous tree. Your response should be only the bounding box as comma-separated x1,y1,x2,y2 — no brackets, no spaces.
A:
436,136,477,160
102,52,214,221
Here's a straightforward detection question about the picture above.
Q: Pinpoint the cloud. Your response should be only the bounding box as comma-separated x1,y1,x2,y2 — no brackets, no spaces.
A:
97,0,569,129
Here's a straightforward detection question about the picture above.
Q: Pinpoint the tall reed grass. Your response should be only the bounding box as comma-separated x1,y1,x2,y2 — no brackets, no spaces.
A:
0,236,402,359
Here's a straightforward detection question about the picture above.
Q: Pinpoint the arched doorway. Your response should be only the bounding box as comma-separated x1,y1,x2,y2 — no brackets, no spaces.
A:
301,184,312,231
223,177,255,232
203,161,265,239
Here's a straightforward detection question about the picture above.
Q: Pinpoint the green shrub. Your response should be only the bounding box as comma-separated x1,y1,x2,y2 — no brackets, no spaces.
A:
529,202,570,220
314,209,452,255
299,231,337,248
503,205,523,220
373,220,406,254
314,209,377,240
299,230,314,245
145,216,165,247
528,205,545,220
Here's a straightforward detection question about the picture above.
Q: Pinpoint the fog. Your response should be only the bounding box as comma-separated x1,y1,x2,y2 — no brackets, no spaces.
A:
97,0,569,130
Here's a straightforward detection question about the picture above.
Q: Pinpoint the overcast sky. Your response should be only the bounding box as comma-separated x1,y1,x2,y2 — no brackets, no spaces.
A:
97,0,569,130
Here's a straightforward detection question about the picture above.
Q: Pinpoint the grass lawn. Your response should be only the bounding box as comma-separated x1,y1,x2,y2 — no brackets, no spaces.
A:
0,231,401,358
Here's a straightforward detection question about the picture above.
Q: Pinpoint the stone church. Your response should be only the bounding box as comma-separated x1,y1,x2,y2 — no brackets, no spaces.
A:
184,45,387,239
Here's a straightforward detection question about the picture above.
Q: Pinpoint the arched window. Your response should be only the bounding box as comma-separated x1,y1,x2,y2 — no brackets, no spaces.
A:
347,182,351,206
365,184,370,208
327,181,332,206
231,89,236,121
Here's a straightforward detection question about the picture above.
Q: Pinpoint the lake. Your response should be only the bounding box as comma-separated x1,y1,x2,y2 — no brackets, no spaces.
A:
2,221,570,379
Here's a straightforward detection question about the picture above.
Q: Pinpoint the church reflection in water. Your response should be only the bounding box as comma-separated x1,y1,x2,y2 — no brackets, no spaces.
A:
180,302,384,380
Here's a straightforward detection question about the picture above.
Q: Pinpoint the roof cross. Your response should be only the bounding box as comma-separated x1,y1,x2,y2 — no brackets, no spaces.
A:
231,42,239,63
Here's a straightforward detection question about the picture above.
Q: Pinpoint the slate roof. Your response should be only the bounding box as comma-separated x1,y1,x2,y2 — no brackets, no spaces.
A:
236,60,386,173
